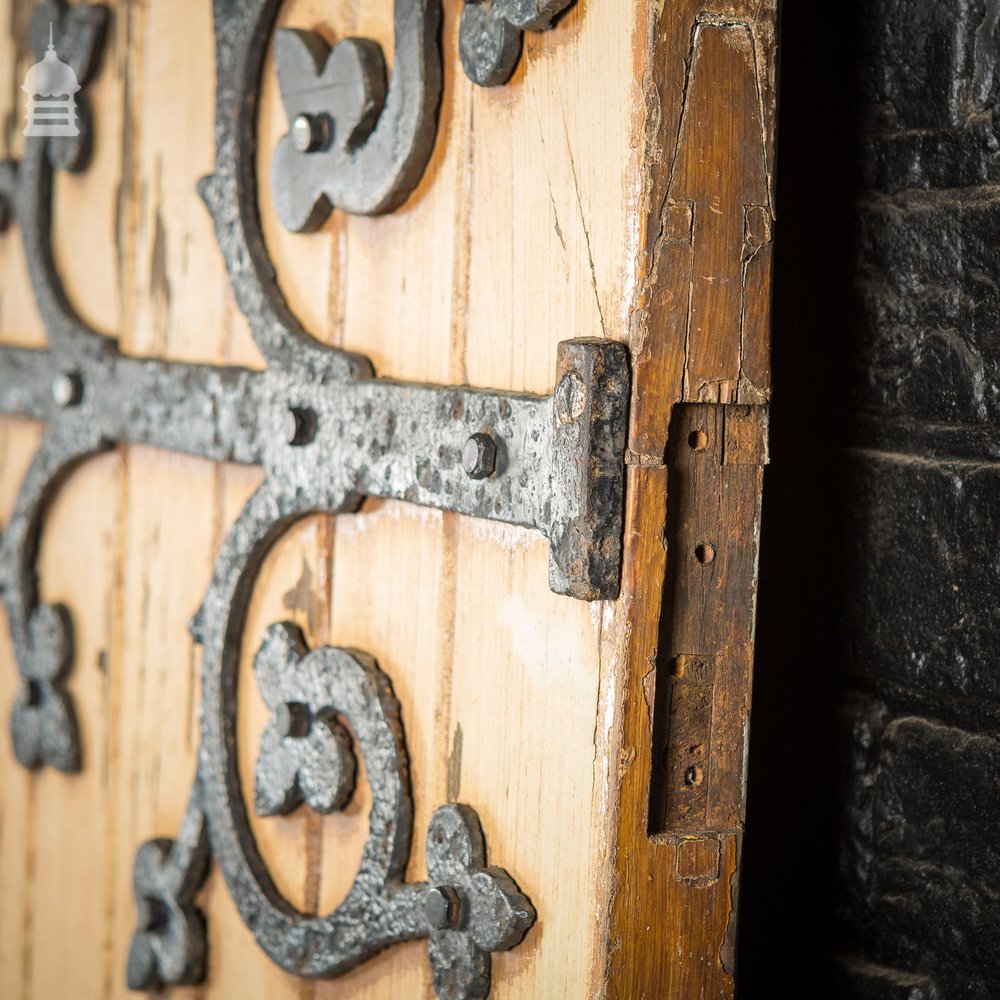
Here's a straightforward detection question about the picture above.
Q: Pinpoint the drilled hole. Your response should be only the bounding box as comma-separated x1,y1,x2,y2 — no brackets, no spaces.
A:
694,543,715,565
688,429,708,450
141,897,170,933
25,679,43,707
684,765,703,787
285,406,317,447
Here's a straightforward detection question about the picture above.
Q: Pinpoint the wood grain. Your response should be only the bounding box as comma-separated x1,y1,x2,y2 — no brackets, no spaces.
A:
603,2,776,996
0,0,778,997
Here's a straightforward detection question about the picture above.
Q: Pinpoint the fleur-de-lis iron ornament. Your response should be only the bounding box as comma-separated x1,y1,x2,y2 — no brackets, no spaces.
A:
0,0,609,996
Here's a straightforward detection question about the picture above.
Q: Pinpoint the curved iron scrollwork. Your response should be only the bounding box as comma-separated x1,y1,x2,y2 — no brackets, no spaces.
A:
0,0,607,994
0,0,112,773
269,0,442,230
127,620,535,997
269,0,578,229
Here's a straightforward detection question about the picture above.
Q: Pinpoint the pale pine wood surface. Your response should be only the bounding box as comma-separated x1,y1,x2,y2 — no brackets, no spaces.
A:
0,0,641,997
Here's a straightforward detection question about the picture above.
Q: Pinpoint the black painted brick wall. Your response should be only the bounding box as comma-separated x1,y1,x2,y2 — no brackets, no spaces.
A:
738,1,1000,996
841,2,1000,994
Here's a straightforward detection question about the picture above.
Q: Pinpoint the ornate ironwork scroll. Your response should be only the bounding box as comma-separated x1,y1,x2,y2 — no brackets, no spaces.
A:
0,0,600,995
267,0,578,229
127,625,536,997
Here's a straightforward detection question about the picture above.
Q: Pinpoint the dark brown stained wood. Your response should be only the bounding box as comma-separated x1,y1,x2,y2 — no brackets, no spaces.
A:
603,0,777,995
649,404,767,838
0,0,653,996
630,1,776,460
654,650,717,834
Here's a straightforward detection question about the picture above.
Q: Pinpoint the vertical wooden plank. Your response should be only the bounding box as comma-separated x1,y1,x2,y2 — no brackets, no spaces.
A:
447,532,605,999
451,0,640,995
104,0,195,994
301,1,463,994
27,450,121,999
318,502,450,998
604,1,777,996
0,0,125,995
255,2,394,997
0,420,41,1000
0,4,45,995
107,2,267,999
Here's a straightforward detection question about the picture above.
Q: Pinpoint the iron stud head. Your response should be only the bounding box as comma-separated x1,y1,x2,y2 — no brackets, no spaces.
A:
554,371,587,425
284,406,317,447
52,371,83,408
275,701,311,739
461,432,496,480
291,113,330,154
425,885,462,930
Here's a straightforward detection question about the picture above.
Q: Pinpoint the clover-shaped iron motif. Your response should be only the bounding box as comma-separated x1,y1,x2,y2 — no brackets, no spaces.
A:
253,622,357,816
269,0,578,234
459,0,576,87
270,28,391,232
424,804,536,1000
126,799,210,991
11,604,80,772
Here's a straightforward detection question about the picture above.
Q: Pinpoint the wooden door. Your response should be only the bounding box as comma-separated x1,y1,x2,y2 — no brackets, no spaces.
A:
0,0,777,997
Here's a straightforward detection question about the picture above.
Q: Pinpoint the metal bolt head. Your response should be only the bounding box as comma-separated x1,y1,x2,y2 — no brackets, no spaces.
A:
52,371,83,408
284,406,317,447
275,702,311,739
425,885,462,930
461,432,496,479
291,113,329,154
555,371,587,425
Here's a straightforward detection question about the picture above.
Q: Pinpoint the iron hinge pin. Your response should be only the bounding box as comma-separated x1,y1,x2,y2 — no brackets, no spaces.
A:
275,701,311,739
425,885,462,930
284,406,317,447
52,371,83,408
291,113,330,154
461,432,497,479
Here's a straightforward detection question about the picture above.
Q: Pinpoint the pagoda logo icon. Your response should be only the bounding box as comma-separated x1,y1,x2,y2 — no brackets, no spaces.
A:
22,24,81,138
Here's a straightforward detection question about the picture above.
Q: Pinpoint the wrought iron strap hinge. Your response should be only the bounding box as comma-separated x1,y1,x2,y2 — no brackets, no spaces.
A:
0,338,629,599
0,0,617,774
0,0,602,997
